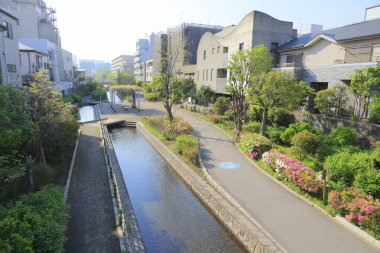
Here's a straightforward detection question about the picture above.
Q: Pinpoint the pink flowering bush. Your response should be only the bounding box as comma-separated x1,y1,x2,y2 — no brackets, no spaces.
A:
145,116,193,140
329,188,380,235
210,114,220,123
262,149,321,193
241,133,272,159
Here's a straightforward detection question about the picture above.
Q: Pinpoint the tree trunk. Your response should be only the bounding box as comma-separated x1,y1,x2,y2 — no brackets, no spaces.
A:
27,164,33,193
40,144,46,167
131,91,136,108
167,105,174,122
261,108,268,136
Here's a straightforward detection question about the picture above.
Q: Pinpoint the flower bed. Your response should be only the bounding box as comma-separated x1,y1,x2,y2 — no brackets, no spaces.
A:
241,133,271,159
329,188,380,235
262,150,321,193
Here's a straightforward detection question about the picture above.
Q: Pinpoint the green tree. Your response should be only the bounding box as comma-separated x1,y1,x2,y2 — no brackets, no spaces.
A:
94,69,114,83
314,88,336,115
196,85,216,106
116,71,135,85
369,93,380,124
350,66,380,118
291,130,320,160
227,45,272,140
248,70,312,135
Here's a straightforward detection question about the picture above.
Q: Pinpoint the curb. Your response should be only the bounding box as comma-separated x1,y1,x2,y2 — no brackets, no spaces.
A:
64,130,81,199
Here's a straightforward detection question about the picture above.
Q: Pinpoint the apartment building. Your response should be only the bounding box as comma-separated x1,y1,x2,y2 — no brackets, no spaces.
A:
79,59,111,76
167,23,223,77
19,41,49,84
275,5,380,94
0,7,20,85
111,55,134,75
195,11,296,93
134,39,150,81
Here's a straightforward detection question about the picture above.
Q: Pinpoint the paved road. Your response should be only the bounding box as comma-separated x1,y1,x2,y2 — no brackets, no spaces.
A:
65,123,120,253
101,101,379,253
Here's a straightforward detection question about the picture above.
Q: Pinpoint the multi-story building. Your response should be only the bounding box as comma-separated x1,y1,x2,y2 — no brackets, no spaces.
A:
19,41,49,84
134,39,150,81
167,23,223,77
62,49,74,80
79,59,111,76
195,11,296,93
275,5,380,101
0,7,20,85
111,55,134,75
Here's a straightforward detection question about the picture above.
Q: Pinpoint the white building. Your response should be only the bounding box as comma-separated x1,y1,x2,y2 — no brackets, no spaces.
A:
19,41,49,85
0,7,21,85
111,55,134,75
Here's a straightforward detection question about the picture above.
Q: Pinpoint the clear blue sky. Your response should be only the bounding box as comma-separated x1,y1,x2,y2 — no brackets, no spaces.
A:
44,0,380,62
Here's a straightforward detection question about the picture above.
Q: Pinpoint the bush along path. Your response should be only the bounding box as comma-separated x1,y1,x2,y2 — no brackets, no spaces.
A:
175,107,379,253
65,123,120,253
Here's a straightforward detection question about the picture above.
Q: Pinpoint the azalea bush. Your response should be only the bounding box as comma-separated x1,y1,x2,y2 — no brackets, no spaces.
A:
210,114,220,123
145,116,193,141
172,135,199,166
262,149,321,193
241,133,272,159
329,188,380,236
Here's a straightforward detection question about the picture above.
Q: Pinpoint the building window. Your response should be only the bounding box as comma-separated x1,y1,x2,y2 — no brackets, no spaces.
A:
223,47,228,53
217,68,227,78
206,69,208,81
44,63,49,69
270,42,279,52
212,47,215,54
203,50,206,60
203,69,205,81
7,64,16,73
211,69,213,81
36,55,43,67
2,21,13,39
239,43,244,51
217,46,220,53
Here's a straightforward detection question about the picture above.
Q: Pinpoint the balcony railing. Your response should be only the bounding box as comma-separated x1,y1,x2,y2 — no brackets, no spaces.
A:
273,62,303,68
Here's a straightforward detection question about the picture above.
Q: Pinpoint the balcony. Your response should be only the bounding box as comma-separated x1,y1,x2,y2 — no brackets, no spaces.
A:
334,45,380,65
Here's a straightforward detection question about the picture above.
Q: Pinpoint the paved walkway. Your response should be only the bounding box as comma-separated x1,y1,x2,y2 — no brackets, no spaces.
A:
100,101,379,253
65,123,120,253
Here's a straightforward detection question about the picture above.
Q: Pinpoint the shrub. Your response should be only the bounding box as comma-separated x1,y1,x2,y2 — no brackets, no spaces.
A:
268,108,295,127
291,130,320,160
33,163,54,190
369,94,380,124
329,127,357,147
172,135,199,166
241,133,271,159
212,97,230,115
354,168,380,197
243,121,262,133
144,92,158,101
280,121,313,145
210,114,220,123
314,88,336,115
324,151,374,187
266,126,285,144
91,87,106,100
145,116,193,141
224,109,234,120
247,105,263,122
329,188,380,236
182,102,212,115
0,186,68,253
262,150,321,193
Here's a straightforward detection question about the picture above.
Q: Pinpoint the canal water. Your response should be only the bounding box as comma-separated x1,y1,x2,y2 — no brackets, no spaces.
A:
78,106,95,123
107,91,122,103
110,128,245,253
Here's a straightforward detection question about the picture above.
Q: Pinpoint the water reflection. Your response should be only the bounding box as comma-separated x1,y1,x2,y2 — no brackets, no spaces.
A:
110,128,245,253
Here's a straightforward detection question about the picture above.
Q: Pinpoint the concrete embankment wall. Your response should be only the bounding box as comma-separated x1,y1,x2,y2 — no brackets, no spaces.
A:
137,123,285,253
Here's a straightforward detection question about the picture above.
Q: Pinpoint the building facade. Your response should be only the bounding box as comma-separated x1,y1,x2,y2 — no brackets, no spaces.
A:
134,39,150,81
19,41,49,84
111,55,134,75
195,11,296,93
0,7,20,85
79,59,111,76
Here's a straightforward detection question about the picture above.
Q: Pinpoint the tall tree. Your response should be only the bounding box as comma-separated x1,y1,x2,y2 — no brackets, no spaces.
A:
248,71,312,135
94,69,114,83
226,45,272,140
350,66,380,118
116,71,135,85
157,31,190,121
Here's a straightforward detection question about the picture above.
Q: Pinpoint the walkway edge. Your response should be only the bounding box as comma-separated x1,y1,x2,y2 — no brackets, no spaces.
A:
194,111,380,250
138,122,285,253
64,130,81,199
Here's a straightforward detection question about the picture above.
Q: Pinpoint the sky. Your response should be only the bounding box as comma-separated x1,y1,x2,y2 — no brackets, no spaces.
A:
43,0,380,62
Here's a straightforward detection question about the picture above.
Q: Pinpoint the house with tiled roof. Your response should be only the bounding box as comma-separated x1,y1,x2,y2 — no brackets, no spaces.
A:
274,5,380,106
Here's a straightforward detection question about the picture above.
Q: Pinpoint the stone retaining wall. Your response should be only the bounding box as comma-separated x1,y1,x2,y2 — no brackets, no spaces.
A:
307,114,380,147
101,122,146,253
137,123,285,253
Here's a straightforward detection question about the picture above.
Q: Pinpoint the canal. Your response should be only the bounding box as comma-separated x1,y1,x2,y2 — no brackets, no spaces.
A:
78,105,95,123
110,128,245,253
